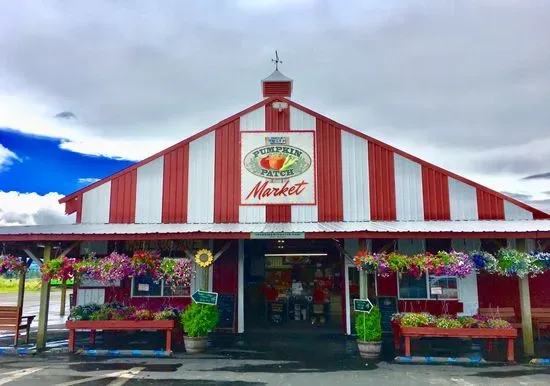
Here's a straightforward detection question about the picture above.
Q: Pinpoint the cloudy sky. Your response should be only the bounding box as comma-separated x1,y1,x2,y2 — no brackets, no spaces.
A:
1,0,549,225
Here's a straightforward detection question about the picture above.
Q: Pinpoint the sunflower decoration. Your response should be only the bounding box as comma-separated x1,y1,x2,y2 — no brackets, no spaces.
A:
194,249,214,268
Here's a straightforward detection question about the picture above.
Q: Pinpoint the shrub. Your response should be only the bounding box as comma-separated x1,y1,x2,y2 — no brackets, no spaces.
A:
355,306,382,342
457,316,477,328
154,309,181,321
133,309,154,320
483,318,512,329
69,304,102,321
434,316,462,329
181,303,219,337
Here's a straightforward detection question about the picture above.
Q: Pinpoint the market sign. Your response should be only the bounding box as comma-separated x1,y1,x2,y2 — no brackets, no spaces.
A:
191,290,219,305
354,298,374,313
250,232,305,239
241,131,316,205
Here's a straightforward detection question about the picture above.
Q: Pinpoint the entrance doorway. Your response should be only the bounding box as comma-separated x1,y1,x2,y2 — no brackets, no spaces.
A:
243,239,345,333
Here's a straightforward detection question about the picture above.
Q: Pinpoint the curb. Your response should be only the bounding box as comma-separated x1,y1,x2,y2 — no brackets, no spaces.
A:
529,358,550,365
0,347,36,356
395,356,486,364
77,349,173,357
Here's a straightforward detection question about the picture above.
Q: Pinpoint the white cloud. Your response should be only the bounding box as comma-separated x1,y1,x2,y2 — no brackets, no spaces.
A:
0,144,21,171
0,191,75,226
77,177,101,185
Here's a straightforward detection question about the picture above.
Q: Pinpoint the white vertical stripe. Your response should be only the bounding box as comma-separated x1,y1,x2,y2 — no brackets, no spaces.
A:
81,182,111,224
504,201,533,220
135,156,164,223
240,107,266,131
187,132,215,223
239,107,266,222
290,106,315,130
290,107,318,222
341,131,370,221
394,154,424,220
458,271,479,316
448,178,478,220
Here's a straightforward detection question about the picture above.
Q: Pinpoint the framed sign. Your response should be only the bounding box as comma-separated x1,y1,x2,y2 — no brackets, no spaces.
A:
241,131,316,205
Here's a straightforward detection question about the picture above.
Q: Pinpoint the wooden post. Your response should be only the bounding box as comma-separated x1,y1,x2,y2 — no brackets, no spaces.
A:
36,244,52,351
358,239,368,299
60,279,67,316
519,276,535,356
17,270,26,309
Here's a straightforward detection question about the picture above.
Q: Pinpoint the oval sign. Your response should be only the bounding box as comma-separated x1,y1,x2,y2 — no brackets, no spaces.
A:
243,144,312,180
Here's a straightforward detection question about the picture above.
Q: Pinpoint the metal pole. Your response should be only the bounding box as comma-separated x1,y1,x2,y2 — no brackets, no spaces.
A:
36,245,51,351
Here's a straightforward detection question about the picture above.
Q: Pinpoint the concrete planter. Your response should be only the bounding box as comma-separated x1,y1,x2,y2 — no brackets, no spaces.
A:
184,336,207,354
357,340,381,359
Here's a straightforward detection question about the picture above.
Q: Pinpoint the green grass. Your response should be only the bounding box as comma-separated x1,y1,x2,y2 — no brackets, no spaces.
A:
0,277,42,293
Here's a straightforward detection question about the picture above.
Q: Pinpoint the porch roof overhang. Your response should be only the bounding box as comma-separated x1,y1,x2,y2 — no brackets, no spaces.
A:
2,220,550,241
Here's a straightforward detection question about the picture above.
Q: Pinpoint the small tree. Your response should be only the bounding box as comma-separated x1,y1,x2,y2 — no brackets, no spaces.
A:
181,303,219,337
355,306,382,342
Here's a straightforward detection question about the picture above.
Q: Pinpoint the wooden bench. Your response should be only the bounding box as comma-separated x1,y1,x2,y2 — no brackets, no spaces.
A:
66,320,177,353
532,308,550,339
0,306,36,346
478,307,522,329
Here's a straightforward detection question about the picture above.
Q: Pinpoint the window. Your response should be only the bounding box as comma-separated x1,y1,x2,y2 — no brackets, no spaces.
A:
398,273,459,300
131,275,190,297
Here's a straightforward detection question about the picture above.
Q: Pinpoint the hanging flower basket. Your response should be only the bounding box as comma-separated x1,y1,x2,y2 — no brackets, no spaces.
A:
94,251,133,282
131,250,161,278
0,254,27,275
41,256,75,282
160,258,194,289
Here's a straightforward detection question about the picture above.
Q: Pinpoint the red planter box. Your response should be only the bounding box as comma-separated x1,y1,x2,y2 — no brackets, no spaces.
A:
66,320,177,353
395,326,517,362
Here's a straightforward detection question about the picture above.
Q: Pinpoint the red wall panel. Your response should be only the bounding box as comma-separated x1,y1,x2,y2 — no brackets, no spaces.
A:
265,103,292,222
422,166,450,220
162,145,189,223
214,119,240,223
213,240,238,332
477,189,505,220
109,171,137,223
315,120,343,221
368,142,396,220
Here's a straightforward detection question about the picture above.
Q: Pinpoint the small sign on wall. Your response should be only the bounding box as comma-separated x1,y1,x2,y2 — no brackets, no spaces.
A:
137,283,150,292
430,286,443,295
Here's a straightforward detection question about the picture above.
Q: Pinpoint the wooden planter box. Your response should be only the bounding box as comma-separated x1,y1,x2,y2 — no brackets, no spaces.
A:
396,326,517,362
66,320,177,353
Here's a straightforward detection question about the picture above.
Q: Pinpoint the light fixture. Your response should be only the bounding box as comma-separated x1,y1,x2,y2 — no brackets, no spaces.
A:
264,253,327,257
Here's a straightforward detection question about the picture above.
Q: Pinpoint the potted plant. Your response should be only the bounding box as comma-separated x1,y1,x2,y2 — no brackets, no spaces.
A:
355,306,382,359
181,303,219,354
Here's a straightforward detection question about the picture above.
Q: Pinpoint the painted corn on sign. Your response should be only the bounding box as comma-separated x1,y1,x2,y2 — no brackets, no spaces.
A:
241,131,316,205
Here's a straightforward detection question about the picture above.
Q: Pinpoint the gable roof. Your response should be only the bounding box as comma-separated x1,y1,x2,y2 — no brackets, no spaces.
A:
60,96,549,219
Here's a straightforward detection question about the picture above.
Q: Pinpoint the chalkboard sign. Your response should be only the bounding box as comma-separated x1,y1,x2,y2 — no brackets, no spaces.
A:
217,294,235,330
376,296,398,333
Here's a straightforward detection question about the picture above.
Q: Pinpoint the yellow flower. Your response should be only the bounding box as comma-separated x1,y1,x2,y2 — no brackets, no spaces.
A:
194,249,214,268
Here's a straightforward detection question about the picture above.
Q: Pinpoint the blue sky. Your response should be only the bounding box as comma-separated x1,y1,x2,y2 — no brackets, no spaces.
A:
0,129,133,195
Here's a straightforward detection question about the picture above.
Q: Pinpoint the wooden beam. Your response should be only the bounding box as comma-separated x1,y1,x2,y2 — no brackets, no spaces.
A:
23,248,42,266
519,276,535,356
36,244,52,351
16,270,26,309
213,242,231,261
58,242,78,317
59,242,79,258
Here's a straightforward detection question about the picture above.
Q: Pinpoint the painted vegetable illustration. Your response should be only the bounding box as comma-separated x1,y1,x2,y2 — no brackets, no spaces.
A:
258,154,296,171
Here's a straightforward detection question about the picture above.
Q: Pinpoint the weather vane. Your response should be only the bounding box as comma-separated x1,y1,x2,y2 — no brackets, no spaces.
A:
272,50,282,71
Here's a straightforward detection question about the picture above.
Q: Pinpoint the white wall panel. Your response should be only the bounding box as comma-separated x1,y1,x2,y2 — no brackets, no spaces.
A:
394,154,424,221
81,182,111,224
341,131,370,221
135,156,164,223
504,201,533,220
239,107,266,222
448,178,478,220
240,107,266,131
77,288,105,306
290,107,318,221
187,132,215,223
290,106,316,130
458,272,479,316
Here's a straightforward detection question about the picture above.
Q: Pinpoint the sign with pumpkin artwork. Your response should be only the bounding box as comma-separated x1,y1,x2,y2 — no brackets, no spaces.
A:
241,131,316,205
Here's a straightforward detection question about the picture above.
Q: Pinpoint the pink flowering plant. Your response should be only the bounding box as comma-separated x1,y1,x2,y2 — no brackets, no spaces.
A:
94,251,133,282
0,254,27,275
40,256,75,282
353,251,391,276
131,250,161,278
160,258,194,290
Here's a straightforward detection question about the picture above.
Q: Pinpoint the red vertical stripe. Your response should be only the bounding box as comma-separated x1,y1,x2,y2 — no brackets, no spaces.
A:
477,189,504,220
368,142,396,220
265,103,292,223
109,170,137,223
214,119,240,223
162,145,189,223
316,120,343,221
422,166,450,220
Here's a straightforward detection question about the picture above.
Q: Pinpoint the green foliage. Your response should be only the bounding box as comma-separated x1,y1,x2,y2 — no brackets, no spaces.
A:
399,312,435,327
457,316,477,328
355,306,382,342
153,309,181,321
483,318,512,329
0,277,41,292
434,316,462,329
181,303,219,337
